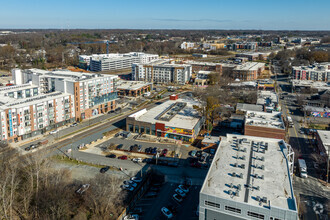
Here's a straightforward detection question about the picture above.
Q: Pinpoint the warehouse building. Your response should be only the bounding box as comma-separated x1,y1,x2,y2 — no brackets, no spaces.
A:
199,134,297,220
244,111,286,140
126,95,203,143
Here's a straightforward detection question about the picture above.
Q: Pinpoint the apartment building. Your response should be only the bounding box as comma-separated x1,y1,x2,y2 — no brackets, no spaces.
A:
180,42,195,50
80,52,158,72
200,134,297,220
292,63,330,82
236,52,270,61
183,61,222,74
132,61,192,85
12,68,118,122
233,62,265,81
227,42,258,51
0,84,75,142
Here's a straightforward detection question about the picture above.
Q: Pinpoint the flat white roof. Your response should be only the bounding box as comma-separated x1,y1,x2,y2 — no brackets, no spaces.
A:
129,98,201,131
201,134,296,211
317,130,330,146
116,80,151,90
245,111,285,130
234,62,265,71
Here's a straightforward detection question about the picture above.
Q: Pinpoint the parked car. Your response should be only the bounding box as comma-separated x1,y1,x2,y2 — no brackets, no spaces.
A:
195,150,202,157
161,148,168,157
190,150,197,157
49,130,58,134
123,214,139,220
161,207,173,219
210,149,215,155
190,162,201,168
121,185,134,191
106,154,116,158
76,184,90,194
132,158,142,163
138,145,142,152
118,155,128,160
130,177,142,183
100,166,110,173
116,144,123,150
178,185,189,193
151,147,157,154
124,180,137,188
188,157,199,163
175,188,186,197
70,123,78,127
25,145,32,151
145,147,152,154
173,194,183,203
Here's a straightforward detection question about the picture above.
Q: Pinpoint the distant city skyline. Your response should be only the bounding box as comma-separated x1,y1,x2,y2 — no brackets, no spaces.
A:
1,0,330,30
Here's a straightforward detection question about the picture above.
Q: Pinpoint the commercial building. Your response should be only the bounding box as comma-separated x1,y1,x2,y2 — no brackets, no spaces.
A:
236,52,270,61
81,52,158,72
116,80,151,97
292,80,330,91
233,62,265,81
257,91,279,112
184,61,222,74
244,111,286,140
132,61,192,85
12,68,118,122
315,130,330,159
200,134,297,220
126,96,203,143
194,71,212,86
292,63,330,82
236,103,263,114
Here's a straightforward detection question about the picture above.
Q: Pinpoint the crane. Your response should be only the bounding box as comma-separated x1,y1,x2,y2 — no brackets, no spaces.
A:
67,40,110,54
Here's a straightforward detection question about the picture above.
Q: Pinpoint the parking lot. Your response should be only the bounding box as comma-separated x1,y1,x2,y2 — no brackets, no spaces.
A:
131,182,200,220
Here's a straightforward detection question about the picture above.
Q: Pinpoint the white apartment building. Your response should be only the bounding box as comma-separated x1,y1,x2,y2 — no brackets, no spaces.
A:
200,134,297,220
180,42,195,50
292,63,330,82
2,69,119,142
0,84,75,142
132,62,192,85
82,52,158,72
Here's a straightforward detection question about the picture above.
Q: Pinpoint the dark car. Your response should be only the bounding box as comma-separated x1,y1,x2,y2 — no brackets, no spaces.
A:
25,146,32,151
196,151,202,157
145,147,151,154
188,157,199,163
106,154,116,158
151,147,157,154
70,123,78,127
161,148,168,157
116,144,123,150
100,166,110,173
190,162,201,168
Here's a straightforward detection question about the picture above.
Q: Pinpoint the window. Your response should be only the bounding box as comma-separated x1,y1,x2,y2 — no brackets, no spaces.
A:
135,125,139,133
146,127,150,134
225,206,241,214
247,211,264,219
205,201,220,208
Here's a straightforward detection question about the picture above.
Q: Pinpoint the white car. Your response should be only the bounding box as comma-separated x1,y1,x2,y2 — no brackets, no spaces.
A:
175,188,186,197
49,130,58,134
161,207,173,219
130,177,142,183
132,158,142,163
178,185,189,193
124,214,139,220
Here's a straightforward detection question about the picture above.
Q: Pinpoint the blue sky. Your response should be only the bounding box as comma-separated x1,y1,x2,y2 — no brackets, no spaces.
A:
0,0,329,30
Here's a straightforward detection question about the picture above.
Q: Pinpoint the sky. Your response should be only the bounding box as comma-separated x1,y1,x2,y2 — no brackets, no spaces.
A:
0,0,329,30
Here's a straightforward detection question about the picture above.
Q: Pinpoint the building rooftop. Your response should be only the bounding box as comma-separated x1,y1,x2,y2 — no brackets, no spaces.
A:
234,62,265,71
202,135,220,144
317,130,330,147
257,90,278,107
116,80,151,90
128,98,201,131
292,80,330,91
237,103,263,112
245,111,285,130
201,134,296,211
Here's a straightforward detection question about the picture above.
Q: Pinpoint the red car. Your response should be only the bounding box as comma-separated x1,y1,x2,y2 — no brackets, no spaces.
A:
118,155,128,160
190,162,201,168
161,149,168,157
